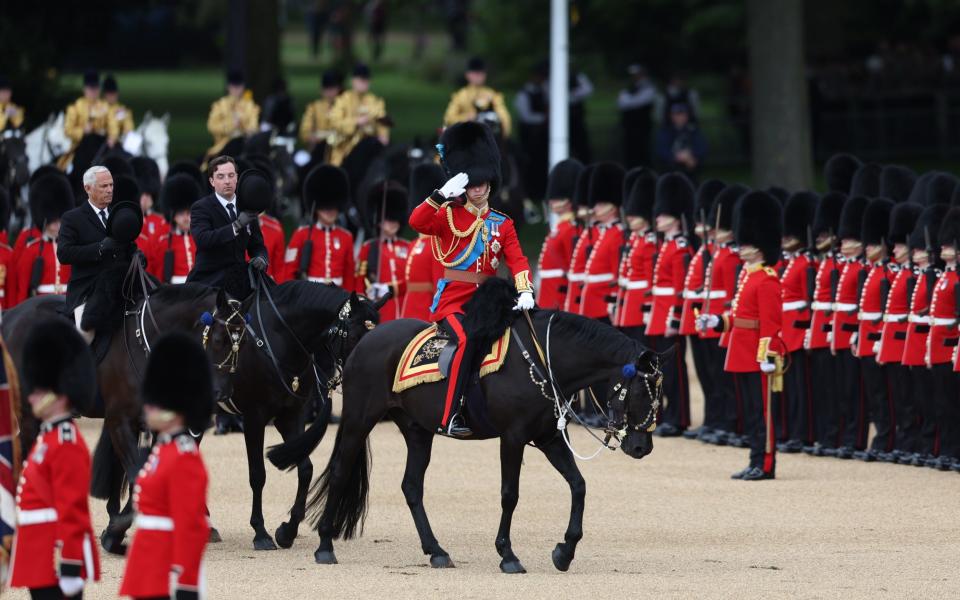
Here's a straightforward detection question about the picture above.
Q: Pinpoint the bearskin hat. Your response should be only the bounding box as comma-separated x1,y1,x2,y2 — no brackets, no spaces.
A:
572,163,596,211
709,183,749,232
99,155,134,180
812,191,847,238
587,161,625,208
113,174,140,206
766,186,790,205
141,332,214,432
303,164,350,214
167,161,206,191
850,163,882,199
0,187,9,232
546,158,584,201
106,201,143,244
910,204,950,251
130,156,161,200
925,172,958,206
623,169,658,221
735,191,782,266
862,198,894,247
28,164,66,188
879,165,916,203
366,180,408,227
695,179,726,224
837,195,870,241
888,202,923,246
21,319,96,413
824,153,862,194
237,168,274,213
938,206,960,249
782,191,819,243
653,172,695,223
409,162,445,212
438,121,501,195
29,173,74,227
160,173,202,217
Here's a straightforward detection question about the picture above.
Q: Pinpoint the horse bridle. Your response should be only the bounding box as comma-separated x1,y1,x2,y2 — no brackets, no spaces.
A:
200,300,249,374
606,356,664,437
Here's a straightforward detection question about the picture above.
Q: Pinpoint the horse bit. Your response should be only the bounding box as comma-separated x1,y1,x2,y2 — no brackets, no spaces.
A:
200,300,249,374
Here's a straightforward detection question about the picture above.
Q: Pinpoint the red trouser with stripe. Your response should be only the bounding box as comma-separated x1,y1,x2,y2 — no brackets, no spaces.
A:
438,314,476,429
736,371,777,475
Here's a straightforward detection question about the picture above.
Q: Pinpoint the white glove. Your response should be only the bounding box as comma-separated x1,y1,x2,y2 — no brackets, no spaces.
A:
759,361,776,374
514,291,535,311
696,313,720,332
826,331,833,344
366,282,390,300
439,172,469,199
59,576,84,597
850,332,858,348
872,341,880,355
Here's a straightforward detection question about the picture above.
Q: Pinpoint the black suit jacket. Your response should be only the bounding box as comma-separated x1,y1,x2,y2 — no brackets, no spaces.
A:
187,194,268,286
57,201,134,311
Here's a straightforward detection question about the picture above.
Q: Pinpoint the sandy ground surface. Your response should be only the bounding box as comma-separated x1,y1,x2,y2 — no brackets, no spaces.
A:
6,391,960,600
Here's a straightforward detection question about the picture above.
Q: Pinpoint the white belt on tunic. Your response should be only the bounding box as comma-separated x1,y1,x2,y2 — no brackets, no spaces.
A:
18,508,57,525
135,514,175,531
858,311,882,321
584,273,614,284
539,269,565,279
782,300,807,311
622,280,649,290
651,286,675,296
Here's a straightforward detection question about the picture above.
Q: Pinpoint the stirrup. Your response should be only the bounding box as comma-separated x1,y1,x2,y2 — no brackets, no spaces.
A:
440,413,472,438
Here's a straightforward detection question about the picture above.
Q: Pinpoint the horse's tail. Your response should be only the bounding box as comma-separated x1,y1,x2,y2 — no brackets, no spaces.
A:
266,391,332,471
90,426,121,500
305,424,371,540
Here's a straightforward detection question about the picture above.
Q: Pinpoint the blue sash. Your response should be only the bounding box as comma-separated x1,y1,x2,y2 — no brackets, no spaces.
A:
430,211,506,313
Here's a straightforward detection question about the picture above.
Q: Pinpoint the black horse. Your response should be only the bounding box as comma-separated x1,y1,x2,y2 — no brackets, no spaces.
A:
201,277,383,551
268,289,665,573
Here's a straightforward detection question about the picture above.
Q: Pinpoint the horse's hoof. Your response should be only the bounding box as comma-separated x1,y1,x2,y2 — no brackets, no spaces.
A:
253,535,278,551
100,532,127,556
430,554,455,568
551,544,572,572
209,528,223,543
499,559,526,574
314,549,338,565
275,523,296,549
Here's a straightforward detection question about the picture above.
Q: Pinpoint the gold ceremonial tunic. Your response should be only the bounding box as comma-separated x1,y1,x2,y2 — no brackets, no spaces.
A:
106,102,135,144
0,102,24,131
442,85,512,137
205,94,260,157
328,90,388,166
63,97,109,143
299,97,338,151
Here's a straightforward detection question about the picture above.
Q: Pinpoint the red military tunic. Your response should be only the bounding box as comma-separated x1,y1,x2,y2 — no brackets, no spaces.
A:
259,214,286,282
13,237,70,304
537,214,578,309
9,417,101,589
409,196,532,321
805,256,837,351
700,242,740,341
580,221,624,319
647,233,691,336
120,431,209,598
723,263,783,372
678,243,710,335
282,224,356,289
563,227,591,313
355,236,411,322
150,230,197,284
142,211,170,242
926,267,959,366
0,241,14,309
831,257,863,353
401,234,442,321
614,230,655,327
876,265,913,364
902,268,937,366
855,261,893,358
779,251,813,353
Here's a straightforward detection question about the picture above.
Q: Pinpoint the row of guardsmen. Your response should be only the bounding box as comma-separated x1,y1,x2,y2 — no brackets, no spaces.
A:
535,154,960,478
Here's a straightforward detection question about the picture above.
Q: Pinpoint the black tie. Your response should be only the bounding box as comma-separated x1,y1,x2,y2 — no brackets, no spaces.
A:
98,210,107,228
226,203,237,221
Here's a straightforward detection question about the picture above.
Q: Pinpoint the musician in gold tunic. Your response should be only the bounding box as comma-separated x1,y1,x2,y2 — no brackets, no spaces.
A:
205,70,260,160
299,69,343,163
102,75,135,148
442,57,512,137
328,63,389,166
59,71,109,169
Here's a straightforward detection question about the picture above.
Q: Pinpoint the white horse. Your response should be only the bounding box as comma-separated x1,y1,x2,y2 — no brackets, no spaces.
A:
24,112,71,173
122,111,170,178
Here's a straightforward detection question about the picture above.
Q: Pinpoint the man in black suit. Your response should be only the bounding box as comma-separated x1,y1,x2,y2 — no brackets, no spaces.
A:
58,165,134,342
187,155,268,292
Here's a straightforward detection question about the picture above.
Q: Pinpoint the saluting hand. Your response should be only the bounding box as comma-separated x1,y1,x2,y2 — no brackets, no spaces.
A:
439,172,469,199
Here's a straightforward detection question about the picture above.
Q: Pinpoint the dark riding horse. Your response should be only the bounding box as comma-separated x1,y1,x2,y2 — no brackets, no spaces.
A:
268,286,666,573
200,277,384,551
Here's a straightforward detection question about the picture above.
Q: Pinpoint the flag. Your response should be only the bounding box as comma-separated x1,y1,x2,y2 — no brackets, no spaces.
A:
0,334,21,585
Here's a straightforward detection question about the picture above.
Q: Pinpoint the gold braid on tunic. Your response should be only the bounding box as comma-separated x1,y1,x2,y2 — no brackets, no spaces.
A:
431,192,491,269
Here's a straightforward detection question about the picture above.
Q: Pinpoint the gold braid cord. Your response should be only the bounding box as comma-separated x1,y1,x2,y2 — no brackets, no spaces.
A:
431,203,488,268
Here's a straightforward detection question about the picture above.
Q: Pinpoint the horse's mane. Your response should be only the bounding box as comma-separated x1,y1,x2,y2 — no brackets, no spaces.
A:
149,282,215,304
546,310,638,364
271,280,348,314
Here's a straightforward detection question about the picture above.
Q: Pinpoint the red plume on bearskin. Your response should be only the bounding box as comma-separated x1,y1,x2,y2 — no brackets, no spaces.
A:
735,191,782,266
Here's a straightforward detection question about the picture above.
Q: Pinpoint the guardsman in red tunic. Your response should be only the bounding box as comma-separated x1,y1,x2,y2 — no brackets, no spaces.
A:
579,162,625,321
259,212,286,282
13,184,74,304
776,192,819,451
562,164,596,314
537,159,583,309
0,187,13,308
924,207,960,470
9,320,101,598
151,173,202,284
120,333,213,600
355,181,411,322
646,172,694,436
698,191,783,480
614,168,658,338
408,122,533,437
852,199,896,461
283,165,356,288
402,163,445,321
803,191,847,456
875,203,923,461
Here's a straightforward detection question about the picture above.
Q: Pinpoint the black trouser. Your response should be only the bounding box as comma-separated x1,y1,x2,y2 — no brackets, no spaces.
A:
700,338,732,431
30,587,81,600
911,366,939,455
808,348,840,447
687,335,716,430
891,365,921,453
861,356,896,452
837,350,867,449
736,372,777,475
784,349,814,444
931,363,960,458
648,334,690,429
